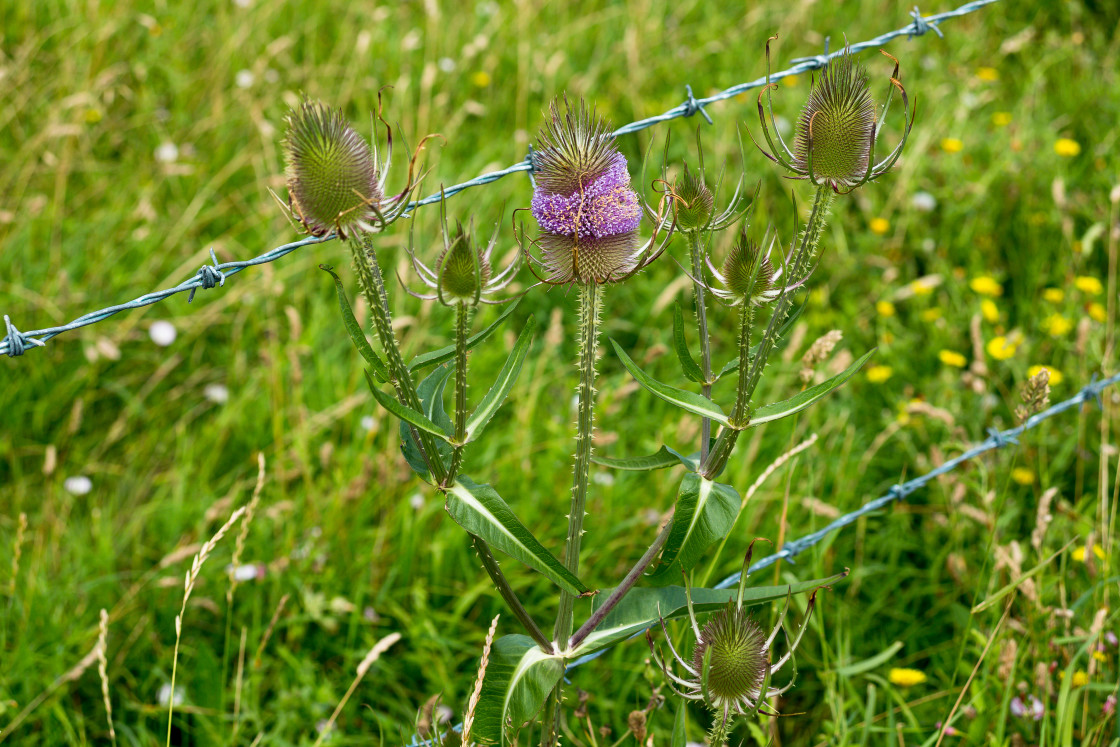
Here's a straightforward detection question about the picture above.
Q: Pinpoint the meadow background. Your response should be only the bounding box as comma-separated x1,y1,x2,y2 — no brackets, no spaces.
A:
1,0,1118,744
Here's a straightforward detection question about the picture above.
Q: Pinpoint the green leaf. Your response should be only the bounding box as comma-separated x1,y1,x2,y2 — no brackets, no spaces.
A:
408,299,521,372
672,303,706,384
749,349,875,427
645,474,738,586
473,635,565,744
573,572,846,656
465,315,537,442
671,702,687,747
610,339,730,426
321,265,389,383
364,370,451,441
445,477,590,595
400,365,454,480
591,446,681,472
717,302,805,380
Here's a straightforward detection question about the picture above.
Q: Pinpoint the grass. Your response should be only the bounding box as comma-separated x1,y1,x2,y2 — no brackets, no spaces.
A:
1,0,1118,744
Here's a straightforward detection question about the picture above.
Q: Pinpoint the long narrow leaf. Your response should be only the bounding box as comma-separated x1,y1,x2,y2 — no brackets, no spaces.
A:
749,349,875,426
610,339,730,426
408,299,521,372
364,370,452,441
574,572,847,656
472,635,565,744
591,446,682,472
445,477,590,595
400,365,454,480
465,315,538,442
321,265,389,382
672,302,706,383
645,474,738,586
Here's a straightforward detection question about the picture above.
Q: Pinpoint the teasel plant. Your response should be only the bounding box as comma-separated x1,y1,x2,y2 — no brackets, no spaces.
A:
646,540,831,741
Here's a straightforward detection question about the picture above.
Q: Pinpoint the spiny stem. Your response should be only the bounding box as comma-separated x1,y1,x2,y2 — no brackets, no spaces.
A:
701,184,833,479
472,536,551,650
730,302,756,426
347,234,447,485
568,516,674,651
543,281,603,747
688,231,715,461
448,302,472,483
555,281,602,646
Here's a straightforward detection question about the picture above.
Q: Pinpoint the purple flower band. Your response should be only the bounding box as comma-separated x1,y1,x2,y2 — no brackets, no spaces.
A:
531,154,641,240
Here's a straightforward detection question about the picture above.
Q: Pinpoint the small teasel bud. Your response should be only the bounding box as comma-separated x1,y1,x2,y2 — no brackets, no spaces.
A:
721,232,775,305
793,51,877,189
438,222,491,304
530,97,643,284
673,162,714,231
284,100,381,238
691,602,768,707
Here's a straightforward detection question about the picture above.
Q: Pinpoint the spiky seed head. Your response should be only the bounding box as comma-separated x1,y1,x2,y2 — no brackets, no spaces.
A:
793,51,877,187
691,603,768,704
721,233,774,303
673,163,714,231
530,97,643,284
438,222,491,303
532,97,618,196
284,99,381,237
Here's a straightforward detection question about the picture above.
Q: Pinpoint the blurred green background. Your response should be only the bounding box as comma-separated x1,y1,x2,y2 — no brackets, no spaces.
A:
1,0,1117,744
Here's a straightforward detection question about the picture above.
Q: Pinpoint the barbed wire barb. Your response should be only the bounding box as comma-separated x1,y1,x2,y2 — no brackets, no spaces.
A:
2,0,996,359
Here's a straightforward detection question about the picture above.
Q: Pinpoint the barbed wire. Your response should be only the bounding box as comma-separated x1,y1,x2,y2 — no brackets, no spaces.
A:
1,0,997,359
563,370,1118,674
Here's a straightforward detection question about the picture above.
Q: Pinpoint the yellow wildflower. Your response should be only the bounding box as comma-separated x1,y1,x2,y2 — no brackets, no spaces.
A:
1092,650,1107,663
1088,302,1106,322
85,108,103,124
1072,544,1106,563
941,138,964,154
888,668,927,687
866,365,893,383
909,279,935,296
986,335,1019,361
870,217,890,235
981,299,1000,323
1042,288,1064,303
921,307,943,322
1071,671,1089,687
976,67,999,81
1011,467,1034,486
939,350,967,368
784,74,800,87
1028,365,1062,385
970,276,1003,296
470,71,492,87
876,300,896,318
1042,314,1073,337
1075,276,1103,295
1054,138,1081,157
992,112,1012,127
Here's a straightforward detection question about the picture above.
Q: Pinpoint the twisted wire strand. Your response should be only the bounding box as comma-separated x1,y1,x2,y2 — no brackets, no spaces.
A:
2,0,995,358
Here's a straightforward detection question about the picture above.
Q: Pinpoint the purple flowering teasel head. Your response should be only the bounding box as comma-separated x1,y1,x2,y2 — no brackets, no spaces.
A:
526,97,665,285
754,38,914,194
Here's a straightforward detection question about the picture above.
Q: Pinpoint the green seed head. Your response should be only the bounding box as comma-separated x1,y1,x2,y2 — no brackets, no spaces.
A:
692,603,768,704
721,232,774,303
673,163,714,231
793,51,877,187
284,100,381,237
438,223,491,304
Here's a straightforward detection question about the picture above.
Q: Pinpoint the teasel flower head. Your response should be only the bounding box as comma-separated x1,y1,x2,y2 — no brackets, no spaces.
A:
700,230,802,308
673,162,715,231
646,540,831,742
525,96,670,285
754,38,914,194
280,94,432,239
402,198,521,307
